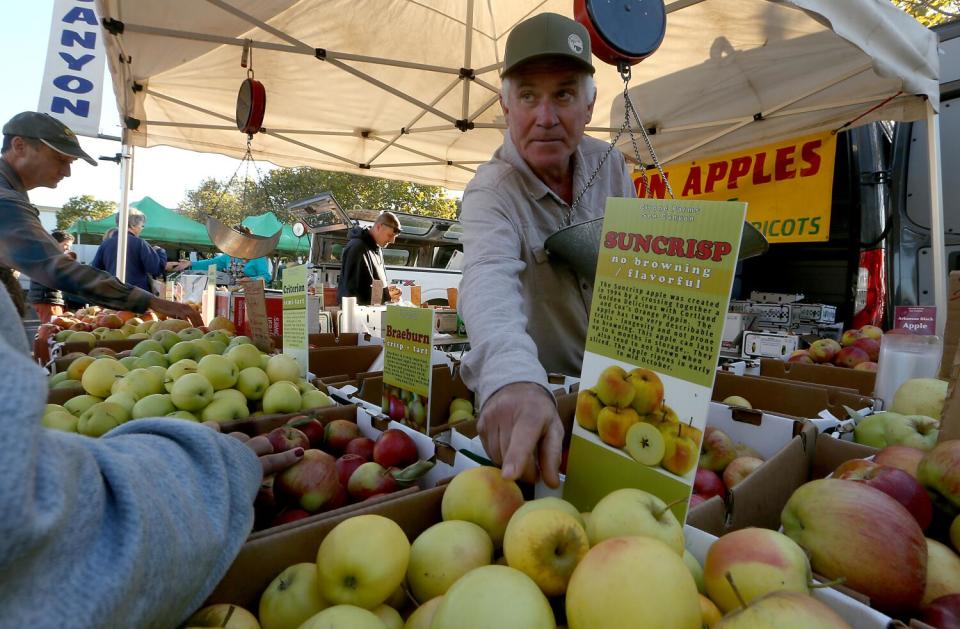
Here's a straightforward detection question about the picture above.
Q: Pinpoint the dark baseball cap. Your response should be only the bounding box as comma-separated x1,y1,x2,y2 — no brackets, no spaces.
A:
502,13,595,78
2,112,97,166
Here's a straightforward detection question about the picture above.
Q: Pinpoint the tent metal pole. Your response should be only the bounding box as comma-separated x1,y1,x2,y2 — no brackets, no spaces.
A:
119,24,309,55
204,0,313,52
665,0,708,12
461,0,475,120
926,101,947,336
116,131,133,283
468,93,503,123
366,77,462,165
473,61,502,75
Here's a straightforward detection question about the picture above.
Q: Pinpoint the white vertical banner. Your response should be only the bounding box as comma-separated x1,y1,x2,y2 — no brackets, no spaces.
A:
38,0,105,138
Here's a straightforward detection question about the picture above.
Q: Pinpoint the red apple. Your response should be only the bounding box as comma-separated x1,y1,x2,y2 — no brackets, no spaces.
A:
689,493,707,509
269,508,312,527
266,426,311,454
787,349,815,364
373,429,419,468
336,453,367,487
875,445,925,478
387,395,406,421
694,468,726,500
286,415,325,448
723,456,764,489
854,361,878,372
323,419,361,454
835,462,933,530
325,483,349,511
852,337,881,362
276,449,340,512
834,346,870,368
841,328,865,347
98,314,124,329
923,593,960,629
344,437,376,461
347,461,399,500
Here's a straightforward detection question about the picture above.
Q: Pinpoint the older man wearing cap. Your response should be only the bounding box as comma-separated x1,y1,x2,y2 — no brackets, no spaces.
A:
458,13,636,487
0,111,201,326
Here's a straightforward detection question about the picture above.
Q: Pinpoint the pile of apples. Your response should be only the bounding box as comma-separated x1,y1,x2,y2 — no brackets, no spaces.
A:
254,420,431,530
33,307,163,363
692,422,766,509
788,324,892,371
381,386,475,429
187,466,861,628
778,438,960,625
43,324,335,437
852,377,947,450
575,365,703,477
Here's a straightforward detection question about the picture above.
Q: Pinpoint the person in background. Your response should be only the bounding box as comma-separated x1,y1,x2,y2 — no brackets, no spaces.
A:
176,226,272,284
26,230,73,323
92,208,180,294
336,211,404,305
458,14,636,488
0,111,201,326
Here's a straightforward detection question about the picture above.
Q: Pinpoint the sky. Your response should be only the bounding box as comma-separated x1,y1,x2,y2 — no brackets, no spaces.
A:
0,2,278,210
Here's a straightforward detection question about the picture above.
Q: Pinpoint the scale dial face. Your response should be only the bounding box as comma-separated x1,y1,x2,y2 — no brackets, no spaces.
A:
292,221,307,237
236,78,266,134
578,0,667,65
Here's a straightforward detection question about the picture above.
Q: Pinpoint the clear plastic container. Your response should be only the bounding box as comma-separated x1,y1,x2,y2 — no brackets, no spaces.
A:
874,334,943,410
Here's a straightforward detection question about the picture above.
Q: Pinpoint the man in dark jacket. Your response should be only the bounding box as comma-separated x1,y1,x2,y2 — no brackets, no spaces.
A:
336,211,403,306
92,208,169,294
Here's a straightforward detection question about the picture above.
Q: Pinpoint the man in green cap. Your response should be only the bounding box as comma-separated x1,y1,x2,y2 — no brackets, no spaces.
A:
458,13,636,488
0,111,202,326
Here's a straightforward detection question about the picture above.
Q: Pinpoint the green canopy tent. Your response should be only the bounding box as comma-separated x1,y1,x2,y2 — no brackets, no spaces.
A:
69,196,214,248
241,212,310,255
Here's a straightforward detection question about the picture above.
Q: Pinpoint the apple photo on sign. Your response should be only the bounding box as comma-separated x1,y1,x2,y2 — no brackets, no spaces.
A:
381,384,429,430
574,353,706,482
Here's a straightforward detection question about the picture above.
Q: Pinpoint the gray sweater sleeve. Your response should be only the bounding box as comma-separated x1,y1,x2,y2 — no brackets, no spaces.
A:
0,284,262,627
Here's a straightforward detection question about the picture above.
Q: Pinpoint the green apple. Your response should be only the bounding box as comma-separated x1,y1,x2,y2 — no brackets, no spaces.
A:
371,605,402,629
207,340,227,355
197,354,239,390
447,409,472,424
177,327,204,341
854,411,939,450
225,343,262,371
301,389,334,410
262,381,302,414
78,402,130,437
51,378,81,389
68,331,96,349
167,410,198,421
42,410,79,432
170,373,214,411
104,391,139,414
44,403,68,417
266,354,302,384
150,329,180,351
132,393,177,419
260,353,271,370
431,565,555,629
449,397,473,416
81,358,129,398
48,372,70,387
192,339,217,357
167,340,205,364
297,605,384,629
228,335,253,347
403,597,442,629
118,356,139,370
111,368,164,400
164,359,199,392
891,378,948,420
587,487,684,555
212,388,247,406
236,367,270,401
63,394,103,417
100,329,126,341
682,549,705,594
126,333,149,341
297,377,318,393
407,520,493,603
131,339,165,357
184,604,261,628
134,350,169,369
145,365,168,384
200,397,250,423
258,562,328,629
316,514,410,608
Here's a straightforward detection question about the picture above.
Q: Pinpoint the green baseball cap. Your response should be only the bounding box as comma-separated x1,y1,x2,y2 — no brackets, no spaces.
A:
502,12,595,78
3,111,97,166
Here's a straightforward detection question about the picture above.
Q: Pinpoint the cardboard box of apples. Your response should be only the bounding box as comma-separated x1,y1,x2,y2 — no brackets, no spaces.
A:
789,323,905,372
195,466,884,629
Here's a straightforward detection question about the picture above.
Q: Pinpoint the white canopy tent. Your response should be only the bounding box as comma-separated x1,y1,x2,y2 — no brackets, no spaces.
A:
93,0,945,330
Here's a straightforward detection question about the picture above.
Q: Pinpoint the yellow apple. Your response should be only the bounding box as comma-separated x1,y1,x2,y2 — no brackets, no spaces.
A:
713,591,850,628
625,421,666,465
924,538,960,605
510,497,585,529
198,354,240,390
170,372,214,411
704,527,812,613
587,487,684,554
266,353,303,384
226,343,263,371
440,466,524,547
236,367,271,400
63,394,103,417
503,507,588,596
42,410,78,432
596,406,640,448
259,562,327,629
575,389,602,431
722,395,752,409
403,596,442,629
626,367,664,415
165,359,199,392
316,514,410,609
700,594,722,627
430,565,555,629
371,604,403,629
297,605,384,629
683,549,706,594
66,355,96,381
262,381,302,414
81,358,129,398
660,423,699,476
566,536,700,629
184,603,260,628
77,402,129,437
593,365,634,408
131,393,176,419
407,520,493,603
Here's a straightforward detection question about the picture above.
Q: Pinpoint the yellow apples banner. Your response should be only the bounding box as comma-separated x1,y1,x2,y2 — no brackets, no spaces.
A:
632,132,836,244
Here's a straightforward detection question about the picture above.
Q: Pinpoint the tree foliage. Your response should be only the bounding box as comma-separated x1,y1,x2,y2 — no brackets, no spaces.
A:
892,0,959,26
56,194,116,230
179,168,459,226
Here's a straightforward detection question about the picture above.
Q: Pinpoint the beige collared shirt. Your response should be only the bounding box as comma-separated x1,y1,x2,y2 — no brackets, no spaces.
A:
459,133,636,405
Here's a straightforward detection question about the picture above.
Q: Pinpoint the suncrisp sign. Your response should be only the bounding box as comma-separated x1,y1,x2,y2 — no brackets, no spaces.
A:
633,132,837,244
38,0,105,138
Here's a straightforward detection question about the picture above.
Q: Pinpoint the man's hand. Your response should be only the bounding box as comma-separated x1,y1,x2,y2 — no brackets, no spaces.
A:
205,422,303,476
477,382,564,488
387,285,402,302
148,296,204,327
